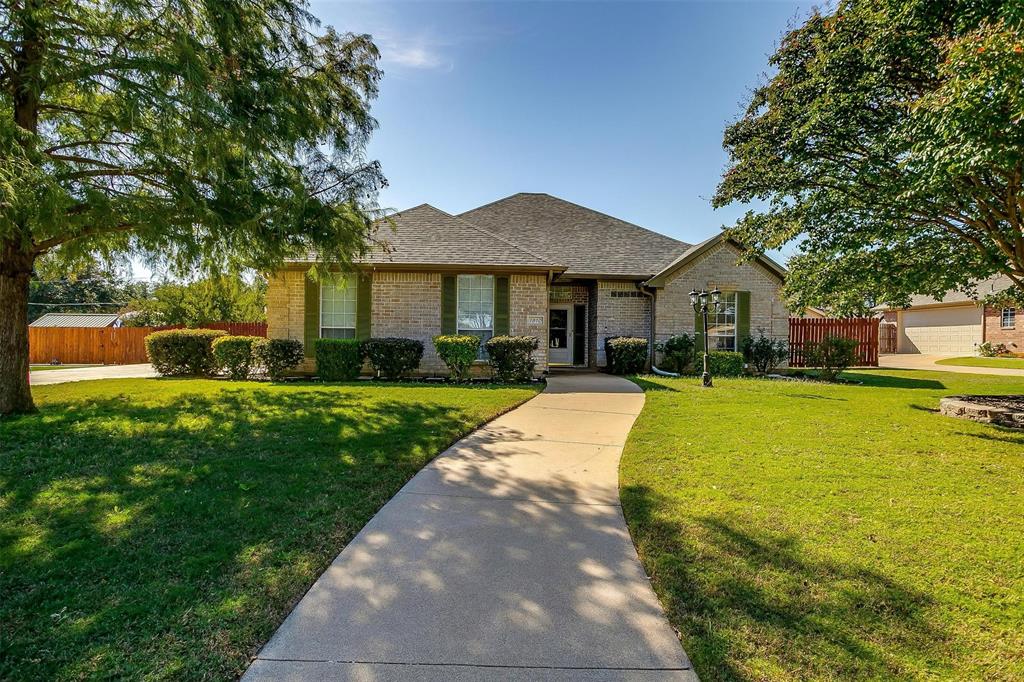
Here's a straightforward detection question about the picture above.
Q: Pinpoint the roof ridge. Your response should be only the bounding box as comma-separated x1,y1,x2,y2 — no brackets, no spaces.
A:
536,193,691,247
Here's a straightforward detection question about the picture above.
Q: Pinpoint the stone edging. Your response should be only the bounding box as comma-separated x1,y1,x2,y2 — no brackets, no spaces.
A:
939,395,1024,428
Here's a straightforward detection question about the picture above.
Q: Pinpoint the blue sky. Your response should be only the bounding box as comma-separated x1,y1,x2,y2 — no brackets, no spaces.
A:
138,1,813,279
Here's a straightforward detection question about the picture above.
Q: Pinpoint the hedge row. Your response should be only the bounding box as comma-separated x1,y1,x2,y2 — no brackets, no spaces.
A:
145,329,303,380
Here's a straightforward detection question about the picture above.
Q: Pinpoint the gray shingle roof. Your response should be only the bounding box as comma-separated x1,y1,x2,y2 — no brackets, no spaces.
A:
30,313,121,328
459,193,690,278
881,275,1015,309
357,204,559,269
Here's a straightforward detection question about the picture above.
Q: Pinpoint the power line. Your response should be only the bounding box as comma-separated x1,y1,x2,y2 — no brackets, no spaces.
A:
28,301,126,307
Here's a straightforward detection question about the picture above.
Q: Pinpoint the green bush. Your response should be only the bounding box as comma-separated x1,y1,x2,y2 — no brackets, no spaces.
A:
741,328,789,375
212,335,261,380
362,337,424,379
433,335,481,381
804,335,859,381
315,338,364,381
145,328,227,376
252,338,304,381
707,351,745,377
656,334,695,373
978,341,1009,357
605,336,648,375
485,335,538,383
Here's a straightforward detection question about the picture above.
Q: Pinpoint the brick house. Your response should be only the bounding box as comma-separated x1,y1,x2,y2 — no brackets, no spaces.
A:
266,193,790,375
879,275,1020,354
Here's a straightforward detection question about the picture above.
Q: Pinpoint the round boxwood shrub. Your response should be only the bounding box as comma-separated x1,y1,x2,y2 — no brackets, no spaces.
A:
362,337,424,380
315,338,364,381
252,338,305,380
656,334,695,373
707,350,745,377
212,335,262,380
485,335,537,383
433,334,481,381
604,336,648,375
145,328,227,376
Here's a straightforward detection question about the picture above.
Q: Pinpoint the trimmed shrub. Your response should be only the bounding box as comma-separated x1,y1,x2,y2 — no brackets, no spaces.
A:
485,335,538,383
433,334,481,381
315,338,364,381
741,328,788,375
605,336,648,375
707,351,745,377
252,338,304,381
145,328,227,376
212,335,261,380
656,334,695,373
362,337,424,379
804,335,859,381
978,341,1009,357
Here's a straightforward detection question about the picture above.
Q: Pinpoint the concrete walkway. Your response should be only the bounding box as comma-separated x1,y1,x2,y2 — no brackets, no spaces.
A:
29,363,157,386
244,373,696,681
878,353,1024,377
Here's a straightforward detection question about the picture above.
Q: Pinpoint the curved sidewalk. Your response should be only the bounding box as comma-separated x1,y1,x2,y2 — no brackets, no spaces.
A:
878,354,1024,377
244,372,696,681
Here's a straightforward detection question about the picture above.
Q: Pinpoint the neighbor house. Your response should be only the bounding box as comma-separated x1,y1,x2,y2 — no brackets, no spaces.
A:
879,275,1019,354
266,193,790,375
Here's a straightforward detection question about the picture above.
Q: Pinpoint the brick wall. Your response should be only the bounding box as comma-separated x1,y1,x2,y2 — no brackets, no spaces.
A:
266,268,550,376
984,304,1022,352
594,281,651,367
655,241,789,347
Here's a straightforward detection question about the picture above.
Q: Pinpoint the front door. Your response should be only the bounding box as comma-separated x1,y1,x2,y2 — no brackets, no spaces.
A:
549,307,572,365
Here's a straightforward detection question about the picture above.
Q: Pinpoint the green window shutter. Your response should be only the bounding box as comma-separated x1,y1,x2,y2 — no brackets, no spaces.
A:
736,291,751,345
356,272,372,340
693,308,704,360
494,276,510,336
441,275,457,335
304,273,320,358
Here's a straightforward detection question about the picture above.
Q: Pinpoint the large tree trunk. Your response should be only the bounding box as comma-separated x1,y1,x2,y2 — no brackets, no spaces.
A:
0,241,36,415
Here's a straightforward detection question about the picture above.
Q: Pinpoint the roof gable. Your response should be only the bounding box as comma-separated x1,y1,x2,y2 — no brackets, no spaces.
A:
644,234,787,288
459,193,690,278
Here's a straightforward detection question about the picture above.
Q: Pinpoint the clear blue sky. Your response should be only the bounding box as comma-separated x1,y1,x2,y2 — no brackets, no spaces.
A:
137,1,812,279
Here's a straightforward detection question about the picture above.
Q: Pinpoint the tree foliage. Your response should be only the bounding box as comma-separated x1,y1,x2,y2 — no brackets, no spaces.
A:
29,259,148,322
1,0,385,413
124,275,265,326
715,0,1024,314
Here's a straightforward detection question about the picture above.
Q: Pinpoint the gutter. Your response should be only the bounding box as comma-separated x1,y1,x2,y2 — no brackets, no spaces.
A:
635,282,679,376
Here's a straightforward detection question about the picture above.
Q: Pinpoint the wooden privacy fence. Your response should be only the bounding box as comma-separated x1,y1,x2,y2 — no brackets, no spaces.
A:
29,322,267,365
788,317,880,367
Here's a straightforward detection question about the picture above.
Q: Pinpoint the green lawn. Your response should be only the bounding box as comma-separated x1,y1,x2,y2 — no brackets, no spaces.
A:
620,370,1024,681
936,356,1024,369
0,378,539,680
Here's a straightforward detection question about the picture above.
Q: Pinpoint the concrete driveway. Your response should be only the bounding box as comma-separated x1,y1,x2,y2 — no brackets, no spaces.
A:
29,363,157,386
244,372,696,681
878,354,1024,377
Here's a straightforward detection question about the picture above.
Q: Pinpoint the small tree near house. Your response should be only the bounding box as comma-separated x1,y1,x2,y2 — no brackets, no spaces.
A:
1,0,385,414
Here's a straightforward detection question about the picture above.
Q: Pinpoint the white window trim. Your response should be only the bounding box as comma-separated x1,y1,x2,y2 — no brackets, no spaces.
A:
1002,307,1016,330
456,274,495,360
707,291,738,352
320,274,358,339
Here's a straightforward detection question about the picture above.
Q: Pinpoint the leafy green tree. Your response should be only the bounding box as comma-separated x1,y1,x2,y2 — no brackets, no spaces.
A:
29,260,149,322
1,0,384,414
714,1,1024,315
124,275,266,327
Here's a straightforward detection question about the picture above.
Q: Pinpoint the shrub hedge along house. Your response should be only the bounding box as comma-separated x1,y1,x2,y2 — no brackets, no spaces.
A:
266,193,791,376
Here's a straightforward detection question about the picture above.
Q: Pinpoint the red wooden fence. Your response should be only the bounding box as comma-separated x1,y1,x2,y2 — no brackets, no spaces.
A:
29,322,267,365
788,317,880,367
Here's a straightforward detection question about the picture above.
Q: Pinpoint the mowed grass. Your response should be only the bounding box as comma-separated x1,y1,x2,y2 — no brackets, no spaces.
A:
0,378,539,680
936,356,1024,369
620,370,1024,681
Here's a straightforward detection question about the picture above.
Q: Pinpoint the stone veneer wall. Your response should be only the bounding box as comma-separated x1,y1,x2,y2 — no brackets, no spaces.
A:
266,269,549,376
655,242,789,345
983,304,1022,353
593,281,651,367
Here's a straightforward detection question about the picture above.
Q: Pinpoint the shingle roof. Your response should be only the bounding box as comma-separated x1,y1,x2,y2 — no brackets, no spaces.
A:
359,204,559,269
645,234,787,287
30,313,121,328
458,193,690,278
880,275,1014,309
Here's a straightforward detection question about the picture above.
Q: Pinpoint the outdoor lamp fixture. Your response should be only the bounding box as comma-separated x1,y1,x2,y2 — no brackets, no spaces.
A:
690,288,722,387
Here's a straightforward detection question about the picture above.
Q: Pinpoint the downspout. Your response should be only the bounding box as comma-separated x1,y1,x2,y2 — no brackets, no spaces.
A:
636,282,679,377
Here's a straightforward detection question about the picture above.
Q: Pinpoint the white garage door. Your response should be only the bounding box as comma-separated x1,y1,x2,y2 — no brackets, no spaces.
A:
900,306,982,354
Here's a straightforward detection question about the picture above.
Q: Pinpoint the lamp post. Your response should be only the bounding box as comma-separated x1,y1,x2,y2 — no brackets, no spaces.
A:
690,288,721,387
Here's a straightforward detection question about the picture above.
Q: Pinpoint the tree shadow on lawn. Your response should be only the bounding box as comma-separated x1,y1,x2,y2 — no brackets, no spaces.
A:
620,484,950,682
845,372,946,390
0,385,502,680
